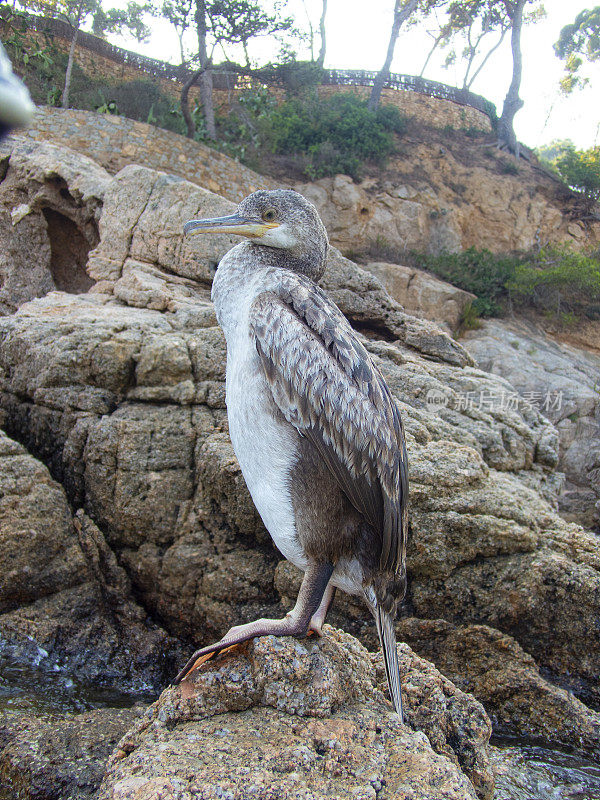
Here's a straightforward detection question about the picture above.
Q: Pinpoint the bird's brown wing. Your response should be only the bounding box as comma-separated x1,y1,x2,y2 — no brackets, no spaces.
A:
249,274,408,575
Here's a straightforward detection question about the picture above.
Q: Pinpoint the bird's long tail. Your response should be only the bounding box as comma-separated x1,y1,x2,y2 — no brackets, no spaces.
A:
374,602,403,722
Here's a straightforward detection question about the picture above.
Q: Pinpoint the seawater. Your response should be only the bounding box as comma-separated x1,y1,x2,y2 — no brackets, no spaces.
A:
0,653,155,714
491,736,600,800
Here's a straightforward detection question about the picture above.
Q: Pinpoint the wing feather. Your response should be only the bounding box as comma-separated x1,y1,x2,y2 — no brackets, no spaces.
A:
249,273,409,575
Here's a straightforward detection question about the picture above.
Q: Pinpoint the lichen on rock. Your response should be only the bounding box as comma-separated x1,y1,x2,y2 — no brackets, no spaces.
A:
99,628,493,800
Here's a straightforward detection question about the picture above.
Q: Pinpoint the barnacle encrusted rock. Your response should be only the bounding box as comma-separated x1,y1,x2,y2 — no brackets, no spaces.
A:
99,628,493,800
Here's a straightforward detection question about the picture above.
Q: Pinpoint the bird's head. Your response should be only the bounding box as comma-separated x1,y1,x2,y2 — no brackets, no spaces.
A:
184,189,329,282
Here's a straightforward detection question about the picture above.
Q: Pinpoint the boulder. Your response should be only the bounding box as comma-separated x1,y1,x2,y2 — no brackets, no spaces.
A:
98,628,493,800
0,137,110,314
22,107,600,258
0,430,85,612
396,618,600,757
362,261,476,334
294,144,600,256
463,318,600,529
0,428,182,692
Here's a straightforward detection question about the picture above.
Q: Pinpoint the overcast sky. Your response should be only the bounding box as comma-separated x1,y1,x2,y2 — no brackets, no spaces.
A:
111,0,599,150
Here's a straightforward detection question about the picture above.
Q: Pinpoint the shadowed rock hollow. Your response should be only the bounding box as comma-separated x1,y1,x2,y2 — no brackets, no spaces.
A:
0,136,599,783
0,140,105,314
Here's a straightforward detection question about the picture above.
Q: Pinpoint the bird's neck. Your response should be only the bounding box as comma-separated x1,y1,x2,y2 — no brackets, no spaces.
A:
248,240,327,283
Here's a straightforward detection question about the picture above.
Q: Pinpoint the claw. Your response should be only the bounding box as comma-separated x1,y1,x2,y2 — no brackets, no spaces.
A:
176,642,244,683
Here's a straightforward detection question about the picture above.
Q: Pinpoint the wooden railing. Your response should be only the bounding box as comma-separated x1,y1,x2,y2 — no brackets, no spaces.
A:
2,10,497,120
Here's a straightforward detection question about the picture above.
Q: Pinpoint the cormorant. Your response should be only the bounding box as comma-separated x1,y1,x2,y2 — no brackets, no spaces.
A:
177,189,409,719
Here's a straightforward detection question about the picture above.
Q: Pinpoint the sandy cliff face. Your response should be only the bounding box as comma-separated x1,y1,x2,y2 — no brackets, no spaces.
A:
295,146,599,256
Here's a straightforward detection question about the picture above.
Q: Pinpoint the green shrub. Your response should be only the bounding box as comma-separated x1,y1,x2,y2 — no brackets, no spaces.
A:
508,247,600,315
257,60,325,94
458,300,482,330
97,80,185,134
413,246,600,320
498,159,519,175
412,247,521,316
554,144,600,201
260,92,406,179
215,85,277,160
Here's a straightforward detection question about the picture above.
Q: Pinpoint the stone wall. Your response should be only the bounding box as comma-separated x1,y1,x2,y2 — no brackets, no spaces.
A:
21,107,276,202
318,85,491,132
21,27,491,133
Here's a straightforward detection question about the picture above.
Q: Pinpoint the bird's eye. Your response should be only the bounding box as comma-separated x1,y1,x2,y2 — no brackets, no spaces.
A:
262,209,277,222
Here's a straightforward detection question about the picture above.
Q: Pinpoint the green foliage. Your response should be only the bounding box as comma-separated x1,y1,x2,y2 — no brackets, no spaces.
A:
89,80,185,133
261,60,325,94
555,7,600,93
260,92,407,180
508,248,600,316
214,84,277,159
1,7,55,72
498,158,519,175
458,300,482,330
412,247,521,316
555,7,600,62
535,139,573,163
554,144,600,201
95,92,117,114
413,246,600,320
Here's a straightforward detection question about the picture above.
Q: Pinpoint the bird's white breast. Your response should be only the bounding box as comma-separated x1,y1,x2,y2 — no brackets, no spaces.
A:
212,258,308,571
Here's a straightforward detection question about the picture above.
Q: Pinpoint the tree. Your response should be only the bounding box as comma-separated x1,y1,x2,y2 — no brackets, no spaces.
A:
21,0,150,108
496,0,525,156
445,0,511,89
496,0,544,157
554,142,600,201
297,0,327,65
368,0,419,111
162,0,193,64
175,0,296,140
316,0,327,67
208,1,294,69
419,7,455,78
555,7,600,94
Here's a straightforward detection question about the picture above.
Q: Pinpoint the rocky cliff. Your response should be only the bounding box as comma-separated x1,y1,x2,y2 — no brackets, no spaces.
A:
19,107,600,259
0,135,599,798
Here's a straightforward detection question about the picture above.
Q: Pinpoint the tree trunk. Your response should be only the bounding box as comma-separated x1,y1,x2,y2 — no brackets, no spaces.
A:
465,27,507,89
368,0,418,111
498,0,525,157
462,20,478,89
420,31,444,78
194,0,216,139
62,26,79,109
317,0,327,67
181,67,203,139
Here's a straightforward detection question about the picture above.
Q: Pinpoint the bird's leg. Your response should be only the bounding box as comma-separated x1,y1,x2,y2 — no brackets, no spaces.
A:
175,561,334,683
309,582,336,635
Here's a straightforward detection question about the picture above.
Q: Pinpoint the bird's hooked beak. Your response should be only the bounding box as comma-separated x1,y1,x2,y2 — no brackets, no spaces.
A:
184,213,279,239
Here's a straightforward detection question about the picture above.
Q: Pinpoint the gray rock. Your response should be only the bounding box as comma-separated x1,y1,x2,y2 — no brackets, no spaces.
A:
0,430,85,612
463,318,600,528
396,618,600,757
362,261,476,334
0,140,598,741
0,706,142,800
98,629,492,800
0,428,182,692
0,137,110,314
